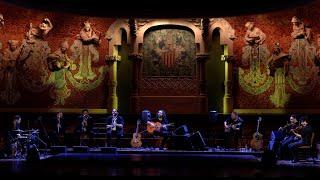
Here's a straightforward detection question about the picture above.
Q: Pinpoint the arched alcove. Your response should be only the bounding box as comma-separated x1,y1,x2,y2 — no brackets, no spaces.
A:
206,28,225,113
117,28,132,114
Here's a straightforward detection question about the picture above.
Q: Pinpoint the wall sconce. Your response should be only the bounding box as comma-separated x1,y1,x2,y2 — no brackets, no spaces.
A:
221,55,228,61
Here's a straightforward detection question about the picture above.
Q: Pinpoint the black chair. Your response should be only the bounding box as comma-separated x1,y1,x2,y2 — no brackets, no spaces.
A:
297,132,317,163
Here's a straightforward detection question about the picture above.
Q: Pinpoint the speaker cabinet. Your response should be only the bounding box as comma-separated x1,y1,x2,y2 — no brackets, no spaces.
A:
174,125,190,136
170,135,192,150
141,110,151,124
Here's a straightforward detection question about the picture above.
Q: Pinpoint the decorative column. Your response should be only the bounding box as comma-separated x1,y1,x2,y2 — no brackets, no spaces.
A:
129,53,143,96
196,53,209,96
106,55,120,111
223,55,235,114
201,18,210,53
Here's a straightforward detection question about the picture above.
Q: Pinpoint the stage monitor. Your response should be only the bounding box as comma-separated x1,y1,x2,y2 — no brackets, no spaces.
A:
209,110,219,122
141,110,151,124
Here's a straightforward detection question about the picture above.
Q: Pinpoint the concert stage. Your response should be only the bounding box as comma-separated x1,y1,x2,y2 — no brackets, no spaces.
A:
0,147,319,176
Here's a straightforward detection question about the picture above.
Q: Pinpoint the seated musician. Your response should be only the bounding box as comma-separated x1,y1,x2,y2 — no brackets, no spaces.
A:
147,109,170,149
105,108,124,147
49,112,65,146
288,116,313,163
8,115,23,158
276,114,299,159
224,111,244,149
75,109,93,146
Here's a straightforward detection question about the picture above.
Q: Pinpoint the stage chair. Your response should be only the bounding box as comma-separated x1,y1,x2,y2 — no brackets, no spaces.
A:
297,132,317,163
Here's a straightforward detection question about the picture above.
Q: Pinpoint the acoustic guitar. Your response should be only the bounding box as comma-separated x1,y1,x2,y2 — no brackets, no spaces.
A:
131,119,142,148
250,117,263,151
147,122,174,134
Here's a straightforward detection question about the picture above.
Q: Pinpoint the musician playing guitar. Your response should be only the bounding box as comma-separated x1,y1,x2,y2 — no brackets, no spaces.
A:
276,114,299,159
224,111,244,149
147,110,170,149
105,109,124,147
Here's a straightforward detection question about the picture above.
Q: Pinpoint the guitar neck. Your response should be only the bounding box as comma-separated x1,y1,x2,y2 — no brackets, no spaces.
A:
256,118,261,133
135,121,140,134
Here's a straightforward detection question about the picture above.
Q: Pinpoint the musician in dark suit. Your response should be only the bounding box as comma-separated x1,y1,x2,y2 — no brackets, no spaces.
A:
105,108,124,147
288,116,313,163
11,115,22,131
8,115,23,157
75,109,93,146
147,109,170,149
49,112,65,146
224,111,244,149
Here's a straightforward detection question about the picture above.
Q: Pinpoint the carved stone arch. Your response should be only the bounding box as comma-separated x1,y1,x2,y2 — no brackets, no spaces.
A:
134,19,205,54
105,19,131,111
106,19,130,55
208,18,235,56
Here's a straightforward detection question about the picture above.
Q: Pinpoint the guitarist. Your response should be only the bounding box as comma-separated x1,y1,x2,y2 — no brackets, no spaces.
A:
288,116,313,163
274,114,299,159
105,108,124,147
147,110,170,149
224,111,244,149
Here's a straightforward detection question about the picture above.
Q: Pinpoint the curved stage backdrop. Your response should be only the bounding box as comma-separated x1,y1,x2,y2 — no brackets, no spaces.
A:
1,1,320,113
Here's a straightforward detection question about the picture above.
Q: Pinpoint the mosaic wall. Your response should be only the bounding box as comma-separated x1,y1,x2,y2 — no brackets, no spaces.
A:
225,0,320,109
0,2,115,108
142,28,196,77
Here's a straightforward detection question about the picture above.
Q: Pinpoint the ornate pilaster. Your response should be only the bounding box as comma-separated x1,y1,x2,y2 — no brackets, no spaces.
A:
201,18,210,39
129,18,137,38
196,53,209,96
106,55,121,111
223,55,235,114
129,53,143,96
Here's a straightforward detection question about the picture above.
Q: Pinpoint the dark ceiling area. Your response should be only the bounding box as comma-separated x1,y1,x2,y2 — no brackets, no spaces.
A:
2,0,316,18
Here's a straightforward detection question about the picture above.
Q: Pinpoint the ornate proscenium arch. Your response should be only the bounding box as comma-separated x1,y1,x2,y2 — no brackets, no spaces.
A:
208,18,236,114
105,19,130,111
129,19,209,114
133,19,205,54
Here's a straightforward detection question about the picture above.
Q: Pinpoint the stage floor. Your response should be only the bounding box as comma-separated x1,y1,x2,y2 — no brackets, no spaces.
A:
0,148,319,176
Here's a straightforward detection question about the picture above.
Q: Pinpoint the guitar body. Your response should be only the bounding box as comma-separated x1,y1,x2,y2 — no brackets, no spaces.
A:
147,122,162,134
131,133,142,148
250,132,263,150
131,119,142,148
